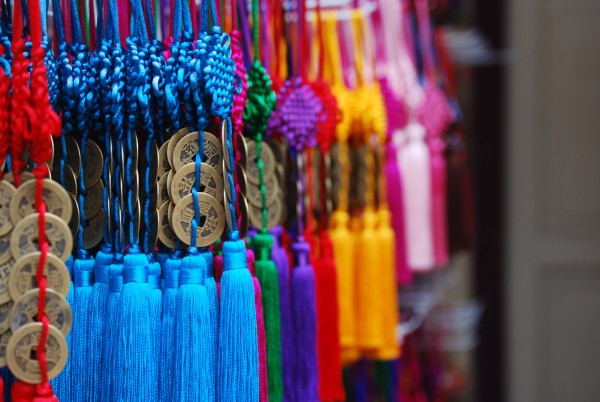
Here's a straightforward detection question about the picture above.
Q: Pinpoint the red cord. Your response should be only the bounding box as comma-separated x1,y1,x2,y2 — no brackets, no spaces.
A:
0,61,10,180
26,0,61,390
10,0,33,189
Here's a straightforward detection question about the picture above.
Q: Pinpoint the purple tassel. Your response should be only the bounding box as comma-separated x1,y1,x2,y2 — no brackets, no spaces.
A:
291,240,319,402
270,226,294,402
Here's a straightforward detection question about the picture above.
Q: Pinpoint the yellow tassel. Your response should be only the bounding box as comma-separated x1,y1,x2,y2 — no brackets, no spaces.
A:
355,209,384,354
330,210,359,364
368,207,401,360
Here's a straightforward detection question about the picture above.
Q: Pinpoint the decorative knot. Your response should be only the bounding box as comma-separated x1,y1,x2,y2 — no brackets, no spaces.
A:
243,61,276,137
417,82,452,139
310,80,340,153
230,30,248,135
202,26,237,118
269,77,323,151
379,77,408,140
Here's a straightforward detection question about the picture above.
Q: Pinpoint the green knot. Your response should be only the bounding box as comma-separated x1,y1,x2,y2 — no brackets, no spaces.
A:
243,61,276,137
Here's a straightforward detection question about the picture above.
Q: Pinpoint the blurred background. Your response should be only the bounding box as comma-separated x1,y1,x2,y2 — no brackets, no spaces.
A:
399,0,600,401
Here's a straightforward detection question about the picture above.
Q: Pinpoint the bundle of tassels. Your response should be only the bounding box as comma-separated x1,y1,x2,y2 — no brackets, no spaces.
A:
0,0,466,399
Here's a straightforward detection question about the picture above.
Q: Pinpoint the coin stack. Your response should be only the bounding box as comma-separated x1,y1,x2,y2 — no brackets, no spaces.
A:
0,175,73,382
51,136,105,249
158,128,226,248
246,139,285,230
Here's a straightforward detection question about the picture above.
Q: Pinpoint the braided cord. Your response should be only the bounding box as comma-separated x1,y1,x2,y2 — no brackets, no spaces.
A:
137,0,160,254
96,0,114,247
108,1,126,253
124,32,141,247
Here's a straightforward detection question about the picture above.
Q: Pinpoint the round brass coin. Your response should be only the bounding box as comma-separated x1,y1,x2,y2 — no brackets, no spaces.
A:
221,121,233,172
157,202,177,249
237,194,249,239
158,173,170,205
249,196,283,230
166,169,175,201
170,162,223,204
236,167,248,196
8,252,70,301
61,164,78,196
10,288,72,336
172,132,223,171
247,177,279,208
10,179,72,225
171,193,225,247
235,132,248,169
7,322,68,383
158,141,171,177
67,192,80,237
0,330,11,367
0,233,12,265
11,213,73,262
0,301,12,334
83,180,104,220
246,141,276,185
52,135,81,175
167,127,191,168
83,209,105,249
0,259,13,304
0,181,16,236
3,172,34,186
82,140,104,188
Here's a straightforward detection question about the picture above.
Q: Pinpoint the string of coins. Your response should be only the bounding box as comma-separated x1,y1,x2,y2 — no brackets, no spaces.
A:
1,0,70,390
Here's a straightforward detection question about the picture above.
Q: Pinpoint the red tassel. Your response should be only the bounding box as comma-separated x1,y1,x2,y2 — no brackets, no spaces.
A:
315,233,345,402
11,381,58,402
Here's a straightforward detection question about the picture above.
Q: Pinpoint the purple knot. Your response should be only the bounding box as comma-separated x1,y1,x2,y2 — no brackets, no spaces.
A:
269,77,324,151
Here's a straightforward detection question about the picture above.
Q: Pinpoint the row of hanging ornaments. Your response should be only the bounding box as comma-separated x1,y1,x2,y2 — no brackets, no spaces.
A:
0,0,461,399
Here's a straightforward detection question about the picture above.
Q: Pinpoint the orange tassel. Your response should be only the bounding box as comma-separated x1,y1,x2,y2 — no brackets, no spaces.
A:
330,210,358,364
368,207,401,360
355,209,384,353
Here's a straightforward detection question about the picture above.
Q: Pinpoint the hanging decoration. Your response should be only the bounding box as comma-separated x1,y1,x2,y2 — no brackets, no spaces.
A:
0,0,469,399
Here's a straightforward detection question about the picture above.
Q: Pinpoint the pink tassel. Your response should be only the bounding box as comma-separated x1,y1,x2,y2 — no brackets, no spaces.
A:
418,84,452,268
386,142,412,284
397,122,434,271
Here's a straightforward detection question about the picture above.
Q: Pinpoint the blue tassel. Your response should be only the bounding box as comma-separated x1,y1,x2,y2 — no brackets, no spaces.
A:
155,251,169,289
50,254,74,401
88,245,112,395
217,239,259,402
160,254,181,402
118,247,157,401
202,249,219,377
102,258,124,400
71,257,96,402
291,240,319,402
173,248,213,401
148,258,162,369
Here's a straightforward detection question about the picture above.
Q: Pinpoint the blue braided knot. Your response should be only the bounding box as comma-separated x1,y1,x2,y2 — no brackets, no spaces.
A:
43,40,59,111
202,26,237,119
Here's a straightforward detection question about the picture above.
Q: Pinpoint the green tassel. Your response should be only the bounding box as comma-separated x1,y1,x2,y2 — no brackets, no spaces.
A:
253,232,283,402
